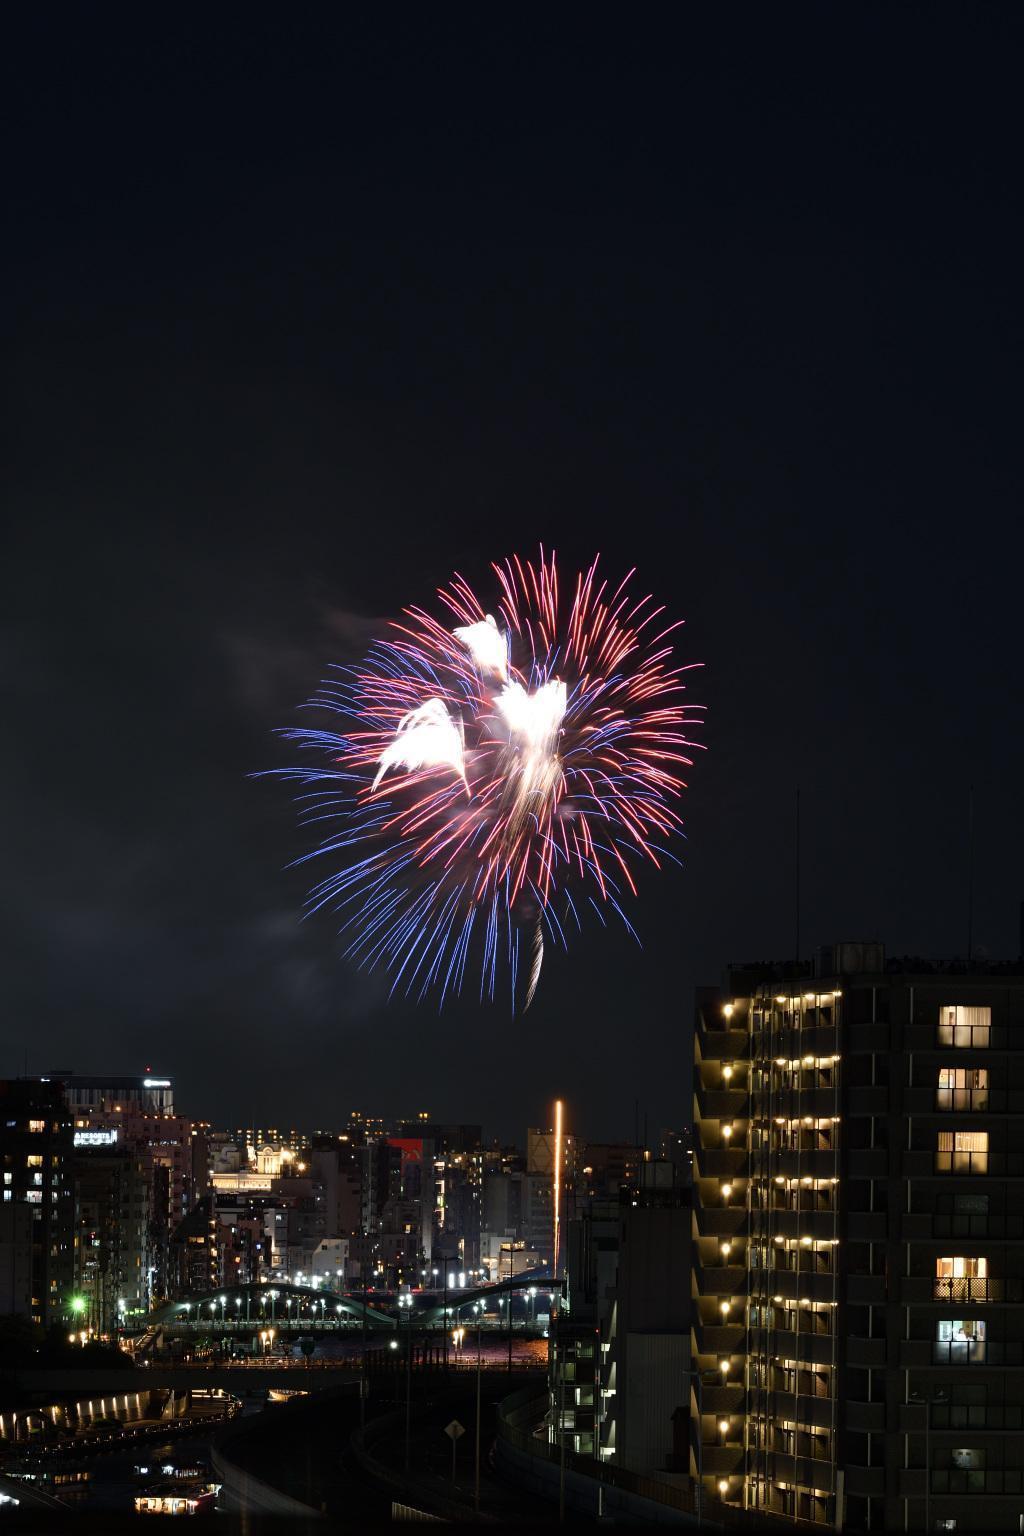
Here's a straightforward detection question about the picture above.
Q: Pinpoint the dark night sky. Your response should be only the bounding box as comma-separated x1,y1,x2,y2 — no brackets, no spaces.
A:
3,10,1023,1143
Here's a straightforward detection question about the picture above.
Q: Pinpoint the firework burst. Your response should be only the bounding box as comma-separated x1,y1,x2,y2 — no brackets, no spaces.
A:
272,549,705,1008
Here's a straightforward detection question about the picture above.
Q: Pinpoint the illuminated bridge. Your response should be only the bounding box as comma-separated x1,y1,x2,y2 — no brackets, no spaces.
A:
145,1272,556,1339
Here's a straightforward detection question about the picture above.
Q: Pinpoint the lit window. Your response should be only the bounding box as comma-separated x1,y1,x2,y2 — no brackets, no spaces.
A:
938,1006,990,1048
937,1068,988,1110
936,1319,986,1362
935,1256,988,1302
26,1155,43,1168
936,1131,988,1174
28,1120,46,1134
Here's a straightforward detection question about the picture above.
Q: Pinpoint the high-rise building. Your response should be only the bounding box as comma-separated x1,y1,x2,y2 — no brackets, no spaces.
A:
525,1122,579,1267
73,1145,152,1334
550,1162,691,1469
0,1079,75,1328
691,942,1024,1532
42,1072,175,1115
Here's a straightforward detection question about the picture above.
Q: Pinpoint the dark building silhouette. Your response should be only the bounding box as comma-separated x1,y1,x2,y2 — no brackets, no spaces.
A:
0,1079,74,1328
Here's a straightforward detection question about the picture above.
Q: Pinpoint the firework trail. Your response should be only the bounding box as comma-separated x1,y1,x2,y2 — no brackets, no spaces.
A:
271,549,704,1008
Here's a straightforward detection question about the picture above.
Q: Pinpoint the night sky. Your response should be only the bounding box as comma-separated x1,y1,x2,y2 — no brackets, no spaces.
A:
4,10,1023,1143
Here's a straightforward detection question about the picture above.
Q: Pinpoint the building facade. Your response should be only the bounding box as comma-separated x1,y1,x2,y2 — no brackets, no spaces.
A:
692,943,1024,1532
0,1079,75,1328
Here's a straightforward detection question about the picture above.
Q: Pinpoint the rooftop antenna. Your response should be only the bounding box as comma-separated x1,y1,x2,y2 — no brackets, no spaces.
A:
967,785,975,962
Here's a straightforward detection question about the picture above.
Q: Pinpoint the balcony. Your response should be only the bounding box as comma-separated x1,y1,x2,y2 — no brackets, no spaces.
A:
932,1150,990,1176
898,1468,927,1499
845,1335,886,1368
898,1339,933,1368
771,1328,836,1366
772,1150,841,1179
769,1209,840,1241
846,1211,887,1242
847,1148,887,1179
766,1268,839,1304
696,1086,749,1118
695,1262,747,1296
846,1086,888,1116
698,1442,745,1477
697,1029,750,1061
764,1391,835,1430
846,1273,886,1306
697,1382,745,1414
846,1023,889,1053
693,1203,747,1238
843,1464,885,1498
901,1276,1023,1305
844,1400,885,1434
765,1452,835,1495
692,1321,744,1355
694,1145,746,1180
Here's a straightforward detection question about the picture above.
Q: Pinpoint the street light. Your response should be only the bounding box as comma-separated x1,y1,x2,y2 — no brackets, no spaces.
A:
474,1301,484,1516
910,1389,947,1531
400,1293,414,1474
268,1289,278,1324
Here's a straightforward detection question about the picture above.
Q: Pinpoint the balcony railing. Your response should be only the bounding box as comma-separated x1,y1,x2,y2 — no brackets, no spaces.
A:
930,1340,1024,1365
932,1403,1024,1430
936,1024,990,1049
932,1278,1022,1303
935,1088,989,1111
930,1469,1024,1495
933,1151,989,1175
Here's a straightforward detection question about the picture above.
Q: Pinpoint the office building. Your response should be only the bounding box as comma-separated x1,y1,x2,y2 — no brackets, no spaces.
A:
692,941,1024,1532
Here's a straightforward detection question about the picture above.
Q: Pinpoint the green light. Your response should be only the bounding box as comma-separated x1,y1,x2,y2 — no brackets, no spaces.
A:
69,1295,87,1316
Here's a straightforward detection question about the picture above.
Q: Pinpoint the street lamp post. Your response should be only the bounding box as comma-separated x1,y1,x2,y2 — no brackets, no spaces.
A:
402,1294,413,1475
443,1262,449,1375
911,1388,947,1532
474,1302,483,1517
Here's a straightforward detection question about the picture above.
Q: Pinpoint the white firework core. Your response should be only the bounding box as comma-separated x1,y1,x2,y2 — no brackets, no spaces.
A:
494,679,567,753
372,697,466,790
453,613,508,679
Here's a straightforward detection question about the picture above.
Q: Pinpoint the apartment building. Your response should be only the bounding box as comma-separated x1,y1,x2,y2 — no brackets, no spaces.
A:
692,942,1024,1533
